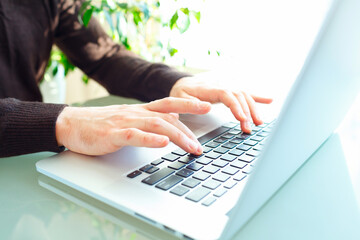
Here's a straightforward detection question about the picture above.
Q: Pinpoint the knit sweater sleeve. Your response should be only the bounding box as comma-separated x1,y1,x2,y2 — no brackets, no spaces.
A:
0,98,67,157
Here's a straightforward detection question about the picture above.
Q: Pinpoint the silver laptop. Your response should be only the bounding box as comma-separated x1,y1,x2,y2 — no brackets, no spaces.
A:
36,0,360,239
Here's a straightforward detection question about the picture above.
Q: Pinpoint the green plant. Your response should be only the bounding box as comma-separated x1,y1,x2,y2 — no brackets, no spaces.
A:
44,0,202,84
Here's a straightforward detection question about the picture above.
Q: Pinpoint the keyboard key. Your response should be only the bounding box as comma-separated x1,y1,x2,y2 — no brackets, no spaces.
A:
224,180,238,189
257,131,270,137
196,157,213,165
176,169,194,178
228,129,241,135
198,127,229,145
171,148,187,156
205,141,220,148
214,147,229,154
229,138,243,144
168,162,186,170
203,179,221,190
146,166,159,174
151,159,164,166
142,168,175,185
242,165,254,174
214,188,227,197
185,187,211,202
139,164,153,172
162,153,180,162
223,134,235,140
170,185,190,196
212,159,229,168
222,142,237,149
202,146,213,153
127,170,142,178
246,149,261,157
222,166,239,175
193,172,211,181
156,175,183,190
220,154,237,162
243,140,258,146
222,122,238,128
230,161,248,169
236,144,251,151
202,196,217,207
239,155,255,163
237,133,251,140
251,136,264,142
203,165,220,174
188,153,204,159
205,152,221,159
182,178,201,188
233,172,247,181
213,172,230,182
178,155,196,164
251,126,262,132
214,137,228,143
229,149,244,156
253,145,264,151
186,163,204,171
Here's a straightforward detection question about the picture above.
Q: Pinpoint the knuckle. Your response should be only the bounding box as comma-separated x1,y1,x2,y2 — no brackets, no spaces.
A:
163,113,177,123
123,128,134,141
147,117,162,129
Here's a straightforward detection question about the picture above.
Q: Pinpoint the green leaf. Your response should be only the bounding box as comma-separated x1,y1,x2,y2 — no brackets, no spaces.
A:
180,8,190,15
168,48,178,57
177,14,190,34
82,7,94,27
192,11,201,23
169,11,178,30
52,65,58,77
208,50,211,55
82,75,89,84
80,0,92,15
133,11,142,26
116,3,128,10
216,51,221,56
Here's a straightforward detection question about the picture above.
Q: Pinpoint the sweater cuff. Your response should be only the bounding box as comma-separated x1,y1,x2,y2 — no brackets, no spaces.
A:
0,98,67,157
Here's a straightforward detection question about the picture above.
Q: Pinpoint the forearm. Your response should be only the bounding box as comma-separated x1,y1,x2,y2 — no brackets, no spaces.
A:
0,98,67,157
55,0,191,102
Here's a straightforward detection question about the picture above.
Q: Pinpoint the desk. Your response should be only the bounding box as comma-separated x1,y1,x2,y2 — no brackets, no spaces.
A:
1,95,360,240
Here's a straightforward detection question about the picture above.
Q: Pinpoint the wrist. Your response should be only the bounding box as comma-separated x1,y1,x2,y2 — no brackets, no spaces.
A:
55,106,72,147
169,77,191,97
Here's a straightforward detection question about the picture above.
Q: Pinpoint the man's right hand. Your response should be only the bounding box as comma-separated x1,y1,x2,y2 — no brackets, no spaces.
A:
55,97,211,156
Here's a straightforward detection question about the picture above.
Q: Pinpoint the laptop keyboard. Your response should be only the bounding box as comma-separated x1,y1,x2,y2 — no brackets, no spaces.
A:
127,121,275,207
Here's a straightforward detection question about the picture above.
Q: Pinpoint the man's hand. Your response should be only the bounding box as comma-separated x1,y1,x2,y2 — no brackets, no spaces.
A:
170,77,273,133
56,97,211,156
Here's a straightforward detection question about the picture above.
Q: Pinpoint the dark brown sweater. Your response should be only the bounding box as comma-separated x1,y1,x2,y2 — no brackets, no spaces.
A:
0,0,189,157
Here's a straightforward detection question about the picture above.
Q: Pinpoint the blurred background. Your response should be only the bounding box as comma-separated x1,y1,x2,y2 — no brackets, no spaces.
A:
40,0,331,108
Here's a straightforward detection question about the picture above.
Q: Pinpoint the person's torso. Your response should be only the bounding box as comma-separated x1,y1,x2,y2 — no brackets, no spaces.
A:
0,0,59,101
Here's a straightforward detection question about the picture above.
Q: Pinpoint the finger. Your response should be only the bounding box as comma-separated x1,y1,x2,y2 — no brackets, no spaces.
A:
145,97,211,115
158,112,200,145
111,128,169,148
242,92,263,126
251,95,273,104
127,117,202,155
199,88,248,122
234,92,252,133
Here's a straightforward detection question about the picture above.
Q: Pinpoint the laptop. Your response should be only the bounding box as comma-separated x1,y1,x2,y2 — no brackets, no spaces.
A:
36,0,360,239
